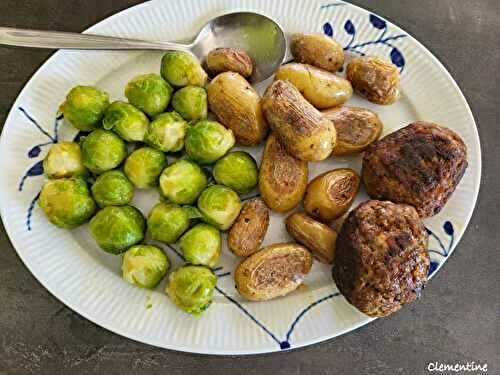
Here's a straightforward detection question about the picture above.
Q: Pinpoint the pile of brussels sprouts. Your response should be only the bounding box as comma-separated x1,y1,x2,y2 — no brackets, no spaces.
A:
39,51,259,317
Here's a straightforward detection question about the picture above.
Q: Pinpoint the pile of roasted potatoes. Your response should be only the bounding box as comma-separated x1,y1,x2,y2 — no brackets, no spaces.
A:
37,32,404,317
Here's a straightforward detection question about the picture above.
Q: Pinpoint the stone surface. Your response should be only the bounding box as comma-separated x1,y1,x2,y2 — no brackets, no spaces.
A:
0,0,499,374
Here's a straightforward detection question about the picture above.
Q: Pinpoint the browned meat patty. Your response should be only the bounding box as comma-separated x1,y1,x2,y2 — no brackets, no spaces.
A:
362,121,468,217
333,200,429,317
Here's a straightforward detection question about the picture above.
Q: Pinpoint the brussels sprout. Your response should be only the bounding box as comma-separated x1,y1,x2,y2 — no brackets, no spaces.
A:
147,202,190,244
160,51,208,88
91,170,134,207
122,245,170,289
144,112,188,152
81,129,128,174
39,177,95,228
180,223,221,268
89,205,145,254
185,120,235,164
43,142,86,179
197,185,241,230
60,85,109,131
102,101,149,142
159,159,208,204
172,86,208,122
123,147,167,189
124,73,173,117
166,265,217,316
212,151,258,194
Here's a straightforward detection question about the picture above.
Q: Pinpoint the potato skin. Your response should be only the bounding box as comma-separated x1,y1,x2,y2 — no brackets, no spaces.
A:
304,168,360,222
275,63,352,109
259,134,308,213
290,33,344,73
235,243,313,301
262,80,336,161
286,212,337,264
207,48,253,78
208,72,268,145
228,198,270,257
346,56,400,105
323,106,383,155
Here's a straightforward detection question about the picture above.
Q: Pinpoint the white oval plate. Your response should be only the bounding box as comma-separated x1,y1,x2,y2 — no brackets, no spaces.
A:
0,0,480,355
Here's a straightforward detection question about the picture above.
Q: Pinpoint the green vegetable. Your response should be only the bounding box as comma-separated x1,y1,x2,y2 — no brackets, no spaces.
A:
125,73,173,117
39,177,96,228
60,85,109,131
89,205,145,254
122,245,170,289
185,120,235,164
102,101,149,142
171,86,208,122
166,265,217,316
159,159,208,204
123,147,167,188
179,223,221,268
147,202,190,244
212,151,258,194
144,112,188,152
91,170,134,207
197,185,241,230
43,142,87,179
160,51,208,88
81,129,128,174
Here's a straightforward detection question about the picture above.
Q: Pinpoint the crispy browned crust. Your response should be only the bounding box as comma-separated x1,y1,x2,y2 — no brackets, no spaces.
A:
333,200,429,317
346,56,400,105
290,33,345,73
259,133,308,213
362,121,468,217
285,212,337,264
323,106,383,155
228,198,270,257
235,243,313,301
207,48,253,77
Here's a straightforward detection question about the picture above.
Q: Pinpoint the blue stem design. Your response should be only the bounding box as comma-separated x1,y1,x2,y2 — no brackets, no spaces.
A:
425,227,448,256
320,3,346,10
18,107,55,142
26,190,41,231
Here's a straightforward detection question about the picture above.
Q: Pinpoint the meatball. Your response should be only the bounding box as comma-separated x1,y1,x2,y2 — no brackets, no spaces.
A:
362,122,468,217
333,200,429,317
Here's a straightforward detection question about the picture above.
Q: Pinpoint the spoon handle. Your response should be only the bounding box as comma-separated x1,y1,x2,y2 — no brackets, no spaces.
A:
0,27,192,52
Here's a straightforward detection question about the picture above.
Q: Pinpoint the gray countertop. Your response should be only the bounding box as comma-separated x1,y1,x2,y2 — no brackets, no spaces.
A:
0,1,498,374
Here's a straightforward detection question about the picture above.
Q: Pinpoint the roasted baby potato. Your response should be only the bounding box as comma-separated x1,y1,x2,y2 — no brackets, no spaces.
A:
304,168,360,222
323,106,383,155
234,243,313,301
262,80,336,161
207,72,268,145
346,56,400,105
207,48,253,78
274,63,352,109
259,134,308,213
228,198,270,257
290,33,344,73
286,212,337,264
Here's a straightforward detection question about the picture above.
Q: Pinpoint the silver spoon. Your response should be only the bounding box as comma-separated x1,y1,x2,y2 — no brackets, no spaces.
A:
0,11,287,83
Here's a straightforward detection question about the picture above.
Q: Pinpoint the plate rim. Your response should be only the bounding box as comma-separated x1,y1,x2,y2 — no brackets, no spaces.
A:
0,0,482,355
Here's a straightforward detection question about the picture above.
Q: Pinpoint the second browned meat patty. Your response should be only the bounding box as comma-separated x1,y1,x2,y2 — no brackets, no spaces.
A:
362,121,468,217
333,200,429,317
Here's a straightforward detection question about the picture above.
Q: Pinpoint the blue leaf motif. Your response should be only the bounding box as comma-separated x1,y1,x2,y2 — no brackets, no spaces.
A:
369,14,386,29
428,261,439,276
390,47,405,67
323,22,333,37
28,145,42,158
73,130,89,143
443,221,454,236
344,20,355,35
26,160,44,177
